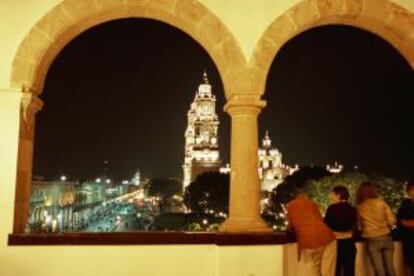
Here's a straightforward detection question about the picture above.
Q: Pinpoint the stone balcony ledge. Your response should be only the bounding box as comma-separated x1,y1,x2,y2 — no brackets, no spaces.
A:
8,231,292,246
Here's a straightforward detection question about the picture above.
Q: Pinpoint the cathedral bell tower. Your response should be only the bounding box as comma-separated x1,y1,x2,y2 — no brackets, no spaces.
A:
182,71,221,191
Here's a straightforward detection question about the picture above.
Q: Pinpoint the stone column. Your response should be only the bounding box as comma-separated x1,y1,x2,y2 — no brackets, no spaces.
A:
220,95,271,232
13,93,43,233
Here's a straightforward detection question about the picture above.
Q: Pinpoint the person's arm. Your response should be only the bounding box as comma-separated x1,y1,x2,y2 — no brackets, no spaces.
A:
384,200,397,227
356,207,362,232
401,219,414,228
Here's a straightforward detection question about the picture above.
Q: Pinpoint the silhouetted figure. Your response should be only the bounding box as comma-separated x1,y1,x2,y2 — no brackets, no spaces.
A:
325,186,357,276
397,181,414,276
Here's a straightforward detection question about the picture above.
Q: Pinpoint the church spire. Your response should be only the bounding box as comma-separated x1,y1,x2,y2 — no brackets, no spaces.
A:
263,130,272,147
202,69,209,84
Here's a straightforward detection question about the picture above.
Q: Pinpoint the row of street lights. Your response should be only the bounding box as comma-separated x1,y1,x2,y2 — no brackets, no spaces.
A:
59,175,112,184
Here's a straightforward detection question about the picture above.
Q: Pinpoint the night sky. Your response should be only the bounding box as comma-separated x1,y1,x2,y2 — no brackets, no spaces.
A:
34,19,414,181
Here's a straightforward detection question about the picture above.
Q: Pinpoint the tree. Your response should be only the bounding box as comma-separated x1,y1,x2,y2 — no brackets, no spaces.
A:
267,166,407,229
147,178,182,199
269,166,331,213
305,171,368,213
303,171,407,213
183,172,229,215
370,173,407,213
264,166,331,229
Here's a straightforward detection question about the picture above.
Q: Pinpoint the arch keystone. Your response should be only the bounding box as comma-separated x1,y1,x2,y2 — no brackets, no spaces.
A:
344,0,363,18
124,0,149,6
147,0,177,14
312,0,346,17
175,0,208,26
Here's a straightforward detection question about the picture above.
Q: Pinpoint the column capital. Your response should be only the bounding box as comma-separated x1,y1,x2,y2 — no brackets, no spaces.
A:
20,93,43,133
224,95,266,116
21,92,43,117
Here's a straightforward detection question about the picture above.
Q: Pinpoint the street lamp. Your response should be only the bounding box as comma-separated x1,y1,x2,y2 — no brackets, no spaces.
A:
60,175,67,181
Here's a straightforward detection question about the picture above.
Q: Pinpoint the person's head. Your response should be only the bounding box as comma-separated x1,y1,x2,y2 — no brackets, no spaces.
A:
407,181,414,201
356,181,378,205
330,186,350,203
293,185,307,198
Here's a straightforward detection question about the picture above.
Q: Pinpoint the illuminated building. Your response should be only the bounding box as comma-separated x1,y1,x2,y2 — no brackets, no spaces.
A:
29,180,77,232
219,163,231,174
131,170,141,186
29,177,139,232
220,131,297,193
258,131,292,192
326,162,344,174
220,131,341,194
182,71,221,190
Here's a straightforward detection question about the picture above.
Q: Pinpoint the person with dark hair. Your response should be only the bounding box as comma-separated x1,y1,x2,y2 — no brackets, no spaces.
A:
325,186,357,276
397,181,414,276
356,182,396,276
287,187,336,276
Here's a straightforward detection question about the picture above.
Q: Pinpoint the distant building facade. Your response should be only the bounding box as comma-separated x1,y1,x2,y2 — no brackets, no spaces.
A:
220,132,344,194
131,170,141,186
182,71,221,190
220,131,299,195
29,178,138,232
29,180,78,232
326,162,344,174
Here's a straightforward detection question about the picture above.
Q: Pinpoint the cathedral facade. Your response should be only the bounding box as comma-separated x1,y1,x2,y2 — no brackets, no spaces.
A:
182,71,221,190
258,131,292,192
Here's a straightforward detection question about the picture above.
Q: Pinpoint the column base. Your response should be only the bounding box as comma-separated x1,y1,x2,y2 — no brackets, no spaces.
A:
219,217,272,233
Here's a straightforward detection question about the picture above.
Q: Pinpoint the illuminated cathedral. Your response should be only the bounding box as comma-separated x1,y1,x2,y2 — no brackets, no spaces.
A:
180,71,294,193
182,71,221,190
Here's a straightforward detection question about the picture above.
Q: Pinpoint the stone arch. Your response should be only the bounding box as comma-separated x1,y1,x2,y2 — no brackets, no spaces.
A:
251,0,414,95
10,0,246,99
10,0,249,233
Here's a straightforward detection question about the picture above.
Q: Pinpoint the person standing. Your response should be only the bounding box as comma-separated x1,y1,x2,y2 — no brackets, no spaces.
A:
325,186,357,276
397,181,414,276
356,182,396,276
287,188,337,276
